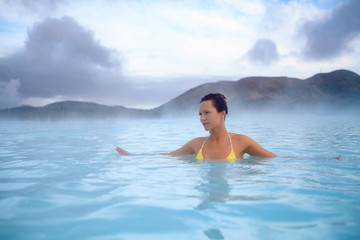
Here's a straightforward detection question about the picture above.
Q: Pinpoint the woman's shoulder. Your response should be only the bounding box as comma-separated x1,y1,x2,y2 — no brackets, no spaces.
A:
187,137,207,148
191,137,207,143
230,133,253,142
230,133,247,138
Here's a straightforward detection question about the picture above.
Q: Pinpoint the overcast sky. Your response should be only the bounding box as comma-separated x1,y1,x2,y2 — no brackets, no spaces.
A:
0,0,359,109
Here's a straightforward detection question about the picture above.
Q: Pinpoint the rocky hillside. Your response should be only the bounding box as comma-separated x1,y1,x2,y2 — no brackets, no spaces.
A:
156,69,360,116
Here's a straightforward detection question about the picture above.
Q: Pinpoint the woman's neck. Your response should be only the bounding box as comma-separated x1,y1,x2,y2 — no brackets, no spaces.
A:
209,123,228,141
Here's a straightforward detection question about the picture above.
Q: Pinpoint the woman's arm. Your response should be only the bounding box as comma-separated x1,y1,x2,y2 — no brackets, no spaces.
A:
162,139,198,156
242,135,277,158
116,138,199,156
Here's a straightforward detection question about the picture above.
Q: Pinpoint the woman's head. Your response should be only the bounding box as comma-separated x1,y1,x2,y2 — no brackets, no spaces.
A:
200,93,228,115
199,93,228,131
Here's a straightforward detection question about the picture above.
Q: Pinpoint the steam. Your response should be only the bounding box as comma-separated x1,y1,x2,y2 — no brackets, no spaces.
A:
0,79,20,109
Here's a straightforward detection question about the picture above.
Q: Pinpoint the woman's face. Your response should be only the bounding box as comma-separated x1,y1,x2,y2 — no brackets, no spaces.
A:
199,100,225,131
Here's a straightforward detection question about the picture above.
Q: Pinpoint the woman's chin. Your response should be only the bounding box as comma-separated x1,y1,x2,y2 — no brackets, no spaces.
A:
203,126,210,131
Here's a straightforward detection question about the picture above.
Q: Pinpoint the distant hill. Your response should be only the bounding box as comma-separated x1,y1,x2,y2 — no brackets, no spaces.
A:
156,69,360,116
0,101,155,120
0,69,359,119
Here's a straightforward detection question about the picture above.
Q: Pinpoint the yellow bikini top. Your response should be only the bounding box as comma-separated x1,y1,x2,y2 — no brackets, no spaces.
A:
196,133,237,161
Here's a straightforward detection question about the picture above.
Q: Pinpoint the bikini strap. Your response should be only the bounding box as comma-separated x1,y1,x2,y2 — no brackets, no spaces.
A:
203,134,232,149
228,133,233,149
200,137,209,149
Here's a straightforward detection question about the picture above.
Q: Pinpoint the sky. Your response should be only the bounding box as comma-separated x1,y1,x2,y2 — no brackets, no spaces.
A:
0,0,359,109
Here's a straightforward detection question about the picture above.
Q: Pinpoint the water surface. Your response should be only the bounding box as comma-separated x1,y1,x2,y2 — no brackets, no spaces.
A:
1,115,360,239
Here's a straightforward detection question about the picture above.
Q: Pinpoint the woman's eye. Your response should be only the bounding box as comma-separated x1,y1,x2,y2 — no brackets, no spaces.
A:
199,111,210,116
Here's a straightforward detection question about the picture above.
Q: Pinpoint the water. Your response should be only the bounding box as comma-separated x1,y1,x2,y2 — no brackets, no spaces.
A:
1,115,360,240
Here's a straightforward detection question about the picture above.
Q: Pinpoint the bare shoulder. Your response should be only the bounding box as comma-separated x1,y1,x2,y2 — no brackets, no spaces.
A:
189,137,207,148
230,133,252,142
192,137,207,142
177,136,207,150
229,133,257,149
230,133,277,158
167,137,206,156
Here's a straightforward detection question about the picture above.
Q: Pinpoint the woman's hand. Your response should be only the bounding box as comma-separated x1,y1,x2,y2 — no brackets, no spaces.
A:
115,146,130,156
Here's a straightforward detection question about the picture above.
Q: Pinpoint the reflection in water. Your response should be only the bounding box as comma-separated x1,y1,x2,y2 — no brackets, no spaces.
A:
195,158,270,210
196,163,229,239
195,158,271,239
204,228,225,240
195,162,230,210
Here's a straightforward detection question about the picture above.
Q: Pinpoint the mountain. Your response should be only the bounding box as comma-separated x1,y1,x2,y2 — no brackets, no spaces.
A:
156,69,360,116
0,69,359,119
0,101,155,120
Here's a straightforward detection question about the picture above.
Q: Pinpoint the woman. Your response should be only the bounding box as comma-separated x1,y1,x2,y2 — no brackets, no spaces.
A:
116,93,277,160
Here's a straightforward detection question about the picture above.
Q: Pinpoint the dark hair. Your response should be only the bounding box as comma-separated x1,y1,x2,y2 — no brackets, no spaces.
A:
200,93,228,115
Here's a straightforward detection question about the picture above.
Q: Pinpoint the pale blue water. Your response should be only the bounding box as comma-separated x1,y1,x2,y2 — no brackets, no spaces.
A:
1,115,360,240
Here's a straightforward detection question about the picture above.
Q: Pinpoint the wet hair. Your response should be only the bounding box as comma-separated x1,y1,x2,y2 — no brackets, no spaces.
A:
200,93,228,115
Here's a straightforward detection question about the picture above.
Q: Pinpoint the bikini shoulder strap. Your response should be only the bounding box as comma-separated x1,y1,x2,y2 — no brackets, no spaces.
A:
200,137,209,149
228,133,233,149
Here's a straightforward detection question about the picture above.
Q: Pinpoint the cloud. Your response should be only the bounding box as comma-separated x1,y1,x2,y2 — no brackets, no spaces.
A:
1,1,359,109
0,16,124,107
300,0,360,60
0,15,212,109
246,38,279,65
0,0,65,17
